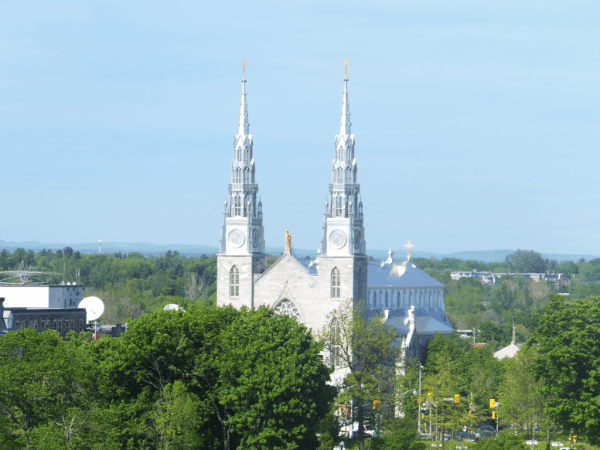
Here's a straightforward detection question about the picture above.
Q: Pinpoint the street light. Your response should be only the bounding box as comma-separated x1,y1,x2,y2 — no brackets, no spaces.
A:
418,365,423,435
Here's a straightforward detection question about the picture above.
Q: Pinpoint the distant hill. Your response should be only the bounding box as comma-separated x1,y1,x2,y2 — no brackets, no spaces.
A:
1,239,597,263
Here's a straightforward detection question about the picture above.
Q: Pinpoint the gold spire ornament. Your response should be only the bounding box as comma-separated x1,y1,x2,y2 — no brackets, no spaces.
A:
404,240,414,260
285,230,292,251
342,57,351,76
240,58,249,77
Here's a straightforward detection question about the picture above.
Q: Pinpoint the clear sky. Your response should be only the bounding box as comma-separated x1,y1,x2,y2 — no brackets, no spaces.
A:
1,1,599,255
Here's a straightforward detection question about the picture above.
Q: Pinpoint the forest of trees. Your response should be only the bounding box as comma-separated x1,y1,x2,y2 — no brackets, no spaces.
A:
3,247,600,448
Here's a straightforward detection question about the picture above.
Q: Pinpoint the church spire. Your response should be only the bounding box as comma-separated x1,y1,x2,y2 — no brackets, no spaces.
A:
340,58,351,136
220,59,265,257
319,59,366,258
238,59,250,136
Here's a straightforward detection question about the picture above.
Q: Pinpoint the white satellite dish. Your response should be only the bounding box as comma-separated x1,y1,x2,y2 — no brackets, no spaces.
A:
79,296,105,322
164,303,180,311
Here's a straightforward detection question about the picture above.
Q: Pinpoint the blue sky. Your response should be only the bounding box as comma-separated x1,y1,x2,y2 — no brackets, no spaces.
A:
1,0,599,255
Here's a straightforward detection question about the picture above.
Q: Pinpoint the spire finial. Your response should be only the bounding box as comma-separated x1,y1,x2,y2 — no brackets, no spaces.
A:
240,58,249,78
404,240,414,260
342,57,351,77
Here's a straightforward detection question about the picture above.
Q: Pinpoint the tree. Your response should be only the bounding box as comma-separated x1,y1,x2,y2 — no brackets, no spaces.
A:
318,299,401,450
370,416,426,450
476,432,528,449
499,345,554,449
97,306,334,450
505,250,548,274
0,328,99,449
530,295,600,444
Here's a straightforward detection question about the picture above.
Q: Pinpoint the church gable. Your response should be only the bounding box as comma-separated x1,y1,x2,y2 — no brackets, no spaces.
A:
254,252,317,289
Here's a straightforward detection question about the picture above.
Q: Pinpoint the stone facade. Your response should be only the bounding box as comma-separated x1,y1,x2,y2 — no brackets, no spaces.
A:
217,73,369,342
216,72,451,369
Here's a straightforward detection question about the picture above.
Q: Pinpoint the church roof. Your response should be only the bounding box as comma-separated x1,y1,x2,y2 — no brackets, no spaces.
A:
363,308,453,336
368,260,444,288
494,342,523,360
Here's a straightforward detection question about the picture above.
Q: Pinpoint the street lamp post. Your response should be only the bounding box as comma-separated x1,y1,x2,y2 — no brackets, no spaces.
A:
418,365,423,434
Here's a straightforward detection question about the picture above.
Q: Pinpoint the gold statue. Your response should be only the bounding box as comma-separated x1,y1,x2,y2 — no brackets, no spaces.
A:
285,229,292,251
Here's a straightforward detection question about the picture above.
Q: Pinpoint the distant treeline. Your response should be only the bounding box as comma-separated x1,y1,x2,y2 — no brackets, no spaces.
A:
0,247,218,323
412,248,600,282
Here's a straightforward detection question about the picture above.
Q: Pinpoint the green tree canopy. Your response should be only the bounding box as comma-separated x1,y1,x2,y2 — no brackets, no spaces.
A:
530,294,600,444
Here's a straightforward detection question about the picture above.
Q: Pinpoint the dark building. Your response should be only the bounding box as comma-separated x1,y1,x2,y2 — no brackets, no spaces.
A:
1,297,86,338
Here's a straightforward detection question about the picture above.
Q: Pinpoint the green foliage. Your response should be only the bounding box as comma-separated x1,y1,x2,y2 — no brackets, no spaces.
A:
0,306,333,450
318,299,401,450
0,247,219,323
505,250,549,274
370,417,426,450
475,432,528,449
530,294,600,444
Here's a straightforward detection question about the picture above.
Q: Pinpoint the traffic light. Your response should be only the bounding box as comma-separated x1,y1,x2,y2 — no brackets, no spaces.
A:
489,398,495,409
428,392,433,397
569,435,572,441
418,396,422,404
574,435,578,443
373,400,380,410
340,404,346,414
454,394,460,404
492,411,496,420
421,413,425,419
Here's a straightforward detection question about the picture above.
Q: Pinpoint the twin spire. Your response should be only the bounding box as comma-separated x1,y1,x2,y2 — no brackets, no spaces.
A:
238,58,250,136
236,58,352,138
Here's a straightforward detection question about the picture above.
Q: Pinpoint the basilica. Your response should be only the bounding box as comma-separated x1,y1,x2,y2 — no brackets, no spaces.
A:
216,63,453,364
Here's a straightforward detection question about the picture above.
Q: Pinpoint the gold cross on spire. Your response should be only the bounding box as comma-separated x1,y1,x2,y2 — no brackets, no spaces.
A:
404,240,414,260
240,58,249,77
342,57,351,76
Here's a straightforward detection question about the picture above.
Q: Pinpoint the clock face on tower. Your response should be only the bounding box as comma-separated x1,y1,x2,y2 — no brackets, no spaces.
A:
228,230,246,248
329,230,347,249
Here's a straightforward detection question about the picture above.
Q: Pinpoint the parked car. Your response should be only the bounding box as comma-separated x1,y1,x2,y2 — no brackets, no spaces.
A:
551,442,564,447
526,440,539,445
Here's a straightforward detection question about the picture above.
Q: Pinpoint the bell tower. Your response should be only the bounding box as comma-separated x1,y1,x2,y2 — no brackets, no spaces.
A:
318,59,368,304
217,60,267,308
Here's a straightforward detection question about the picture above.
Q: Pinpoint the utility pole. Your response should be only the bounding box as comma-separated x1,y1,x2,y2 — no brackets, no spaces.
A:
418,365,423,435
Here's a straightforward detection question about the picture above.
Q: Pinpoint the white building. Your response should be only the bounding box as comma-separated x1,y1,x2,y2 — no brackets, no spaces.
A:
0,284,83,309
216,68,451,368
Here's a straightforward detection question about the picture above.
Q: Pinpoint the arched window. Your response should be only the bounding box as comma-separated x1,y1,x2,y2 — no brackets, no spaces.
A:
330,318,342,368
331,267,341,298
234,196,242,216
229,266,239,297
235,168,242,184
273,298,300,321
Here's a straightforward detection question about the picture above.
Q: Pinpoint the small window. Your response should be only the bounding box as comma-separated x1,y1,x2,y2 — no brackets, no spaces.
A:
331,267,341,298
230,266,239,297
